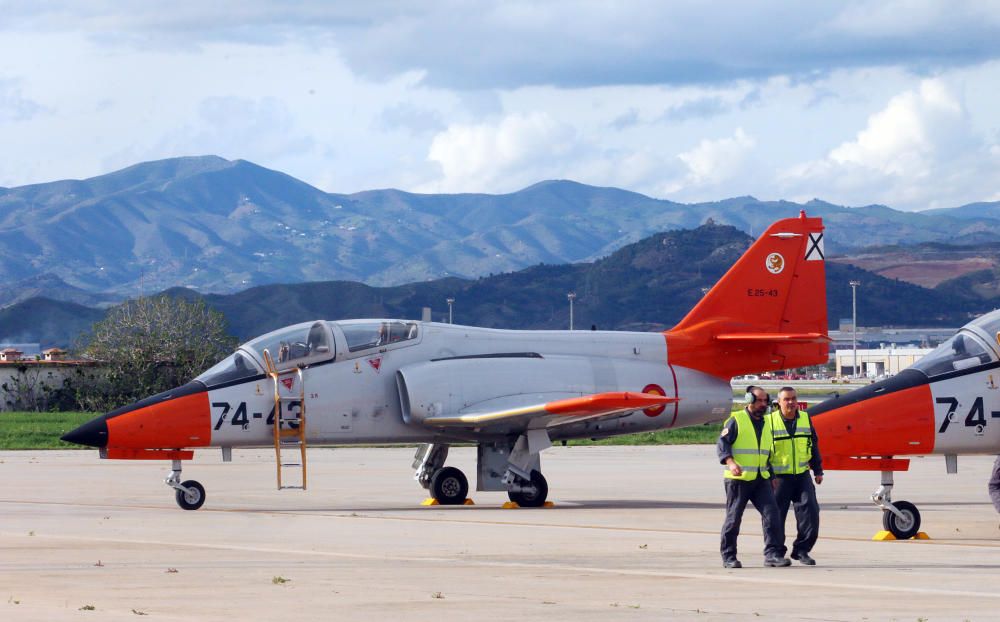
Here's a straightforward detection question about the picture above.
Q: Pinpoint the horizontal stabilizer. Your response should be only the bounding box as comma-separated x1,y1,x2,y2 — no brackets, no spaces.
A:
424,391,677,428
715,332,831,343
664,212,829,378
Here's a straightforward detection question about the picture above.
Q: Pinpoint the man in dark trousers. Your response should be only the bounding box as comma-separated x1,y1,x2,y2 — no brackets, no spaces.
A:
989,456,1000,525
718,385,790,569
769,386,823,565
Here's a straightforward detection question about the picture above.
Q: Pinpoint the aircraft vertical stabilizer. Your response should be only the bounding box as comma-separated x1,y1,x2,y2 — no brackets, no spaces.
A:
665,211,829,379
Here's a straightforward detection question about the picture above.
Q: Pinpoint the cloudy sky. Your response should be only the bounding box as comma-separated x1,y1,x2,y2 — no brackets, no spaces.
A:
2,1,1000,211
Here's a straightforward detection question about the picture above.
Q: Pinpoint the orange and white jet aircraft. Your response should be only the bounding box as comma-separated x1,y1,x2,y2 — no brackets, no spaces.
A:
812,310,1000,538
63,213,829,510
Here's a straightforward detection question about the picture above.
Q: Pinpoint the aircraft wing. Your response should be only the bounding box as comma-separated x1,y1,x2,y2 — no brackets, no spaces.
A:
421,391,678,430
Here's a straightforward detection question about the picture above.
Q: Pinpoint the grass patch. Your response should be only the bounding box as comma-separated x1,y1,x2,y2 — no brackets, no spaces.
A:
0,411,97,450
569,422,723,446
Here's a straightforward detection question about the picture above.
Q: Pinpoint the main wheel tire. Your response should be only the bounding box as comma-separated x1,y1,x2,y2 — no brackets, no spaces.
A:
507,470,548,508
882,500,921,539
430,466,469,505
175,480,206,511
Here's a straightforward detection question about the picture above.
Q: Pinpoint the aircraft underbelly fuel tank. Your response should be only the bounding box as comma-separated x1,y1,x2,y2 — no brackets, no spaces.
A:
397,356,731,436
397,356,671,424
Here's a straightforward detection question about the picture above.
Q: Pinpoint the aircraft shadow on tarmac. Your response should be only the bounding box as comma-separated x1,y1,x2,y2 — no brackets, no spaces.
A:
229,499,724,513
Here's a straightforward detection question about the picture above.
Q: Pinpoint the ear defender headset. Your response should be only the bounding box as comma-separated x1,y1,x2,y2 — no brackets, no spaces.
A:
744,386,770,405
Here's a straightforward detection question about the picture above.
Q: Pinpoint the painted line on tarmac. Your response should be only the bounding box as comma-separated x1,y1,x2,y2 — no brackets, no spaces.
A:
7,530,1000,600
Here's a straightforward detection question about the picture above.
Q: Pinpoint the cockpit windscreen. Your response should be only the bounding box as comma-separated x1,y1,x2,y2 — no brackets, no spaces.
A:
195,352,262,387
242,321,334,368
911,332,997,378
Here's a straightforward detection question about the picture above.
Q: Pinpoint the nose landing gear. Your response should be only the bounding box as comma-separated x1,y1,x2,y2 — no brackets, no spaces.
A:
166,460,206,511
873,470,921,539
413,444,471,505
430,466,470,505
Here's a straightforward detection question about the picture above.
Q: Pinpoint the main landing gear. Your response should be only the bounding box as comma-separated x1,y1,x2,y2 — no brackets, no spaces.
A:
504,469,548,508
495,431,551,507
413,434,551,507
166,459,206,511
872,470,921,539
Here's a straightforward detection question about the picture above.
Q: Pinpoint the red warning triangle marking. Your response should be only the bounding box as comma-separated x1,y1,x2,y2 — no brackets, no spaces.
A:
368,357,382,372
281,378,294,390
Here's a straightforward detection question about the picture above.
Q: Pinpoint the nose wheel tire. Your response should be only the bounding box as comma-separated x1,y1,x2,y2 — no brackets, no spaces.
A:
882,500,920,539
430,467,469,505
508,470,548,508
175,480,206,511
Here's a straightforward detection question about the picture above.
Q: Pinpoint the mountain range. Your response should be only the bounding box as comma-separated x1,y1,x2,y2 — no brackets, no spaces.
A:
3,155,1000,299
0,224,990,348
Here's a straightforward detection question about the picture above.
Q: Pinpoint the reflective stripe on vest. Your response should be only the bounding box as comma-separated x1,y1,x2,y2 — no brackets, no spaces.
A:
769,410,813,476
724,409,773,481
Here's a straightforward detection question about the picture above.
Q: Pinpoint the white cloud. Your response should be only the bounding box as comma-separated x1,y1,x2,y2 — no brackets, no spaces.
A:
828,79,962,177
423,112,577,192
104,96,317,174
5,3,1000,90
779,78,999,209
677,128,756,188
0,79,47,122
1,4,1000,213
828,1,1000,38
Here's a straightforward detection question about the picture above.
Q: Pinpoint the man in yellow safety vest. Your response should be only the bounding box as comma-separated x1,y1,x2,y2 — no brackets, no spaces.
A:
769,386,823,565
717,386,790,568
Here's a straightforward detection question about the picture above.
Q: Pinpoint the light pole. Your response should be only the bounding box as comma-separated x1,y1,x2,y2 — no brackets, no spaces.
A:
850,280,860,378
446,297,454,324
567,292,576,330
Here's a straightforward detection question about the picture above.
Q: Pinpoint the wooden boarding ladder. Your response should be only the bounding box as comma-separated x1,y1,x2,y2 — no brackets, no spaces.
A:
263,349,307,490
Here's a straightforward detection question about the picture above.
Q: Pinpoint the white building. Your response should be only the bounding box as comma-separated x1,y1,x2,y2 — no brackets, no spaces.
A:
835,347,933,378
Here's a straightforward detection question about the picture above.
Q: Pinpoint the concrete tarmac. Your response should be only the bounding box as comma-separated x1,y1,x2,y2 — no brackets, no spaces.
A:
2,445,999,621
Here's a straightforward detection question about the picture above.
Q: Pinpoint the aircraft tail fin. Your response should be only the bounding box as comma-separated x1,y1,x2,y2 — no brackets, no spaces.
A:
665,211,829,379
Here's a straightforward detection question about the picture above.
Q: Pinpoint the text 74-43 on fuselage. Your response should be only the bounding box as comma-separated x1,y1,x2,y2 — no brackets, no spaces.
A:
62,213,830,510
811,309,1000,538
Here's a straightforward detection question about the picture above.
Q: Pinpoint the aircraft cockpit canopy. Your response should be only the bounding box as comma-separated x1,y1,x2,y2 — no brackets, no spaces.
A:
967,309,1000,349
338,320,418,352
241,320,335,370
911,331,998,378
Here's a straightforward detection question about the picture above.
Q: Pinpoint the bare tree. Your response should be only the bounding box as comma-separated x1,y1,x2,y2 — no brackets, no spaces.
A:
1,364,80,412
77,295,238,411
3,365,50,411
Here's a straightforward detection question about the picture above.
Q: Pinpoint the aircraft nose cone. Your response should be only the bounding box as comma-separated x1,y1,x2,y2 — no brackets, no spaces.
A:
61,415,109,448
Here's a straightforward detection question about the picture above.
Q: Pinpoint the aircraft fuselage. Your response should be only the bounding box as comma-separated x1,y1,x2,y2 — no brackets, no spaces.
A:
203,322,731,448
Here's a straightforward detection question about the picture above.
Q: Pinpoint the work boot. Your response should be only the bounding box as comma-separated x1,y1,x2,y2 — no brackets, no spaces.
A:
763,555,791,567
722,558,742,569
791,552,816,566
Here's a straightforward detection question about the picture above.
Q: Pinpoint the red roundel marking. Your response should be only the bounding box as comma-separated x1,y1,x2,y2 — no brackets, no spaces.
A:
642,384,666,417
